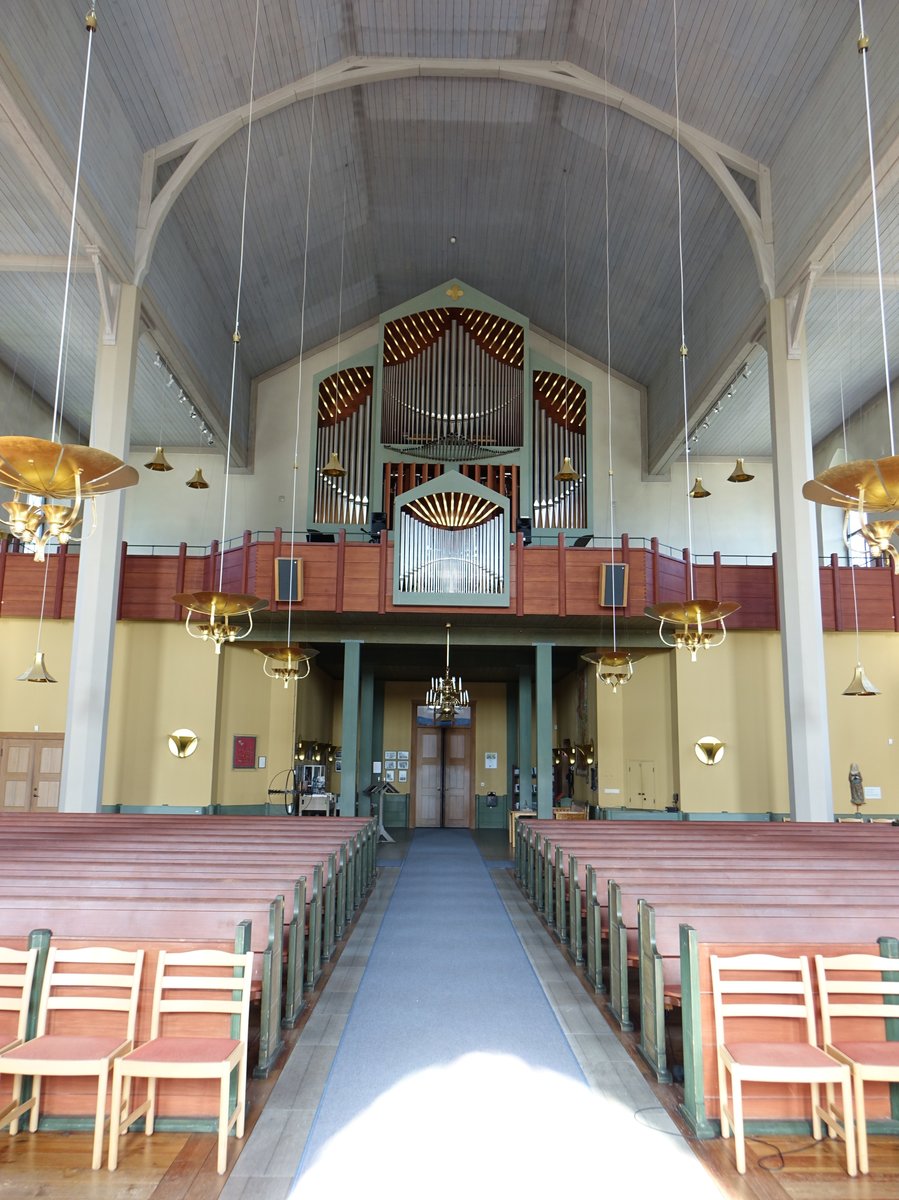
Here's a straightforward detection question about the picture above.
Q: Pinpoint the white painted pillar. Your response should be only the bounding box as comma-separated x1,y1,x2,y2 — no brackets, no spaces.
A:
767,297,833,821
59,285,140,811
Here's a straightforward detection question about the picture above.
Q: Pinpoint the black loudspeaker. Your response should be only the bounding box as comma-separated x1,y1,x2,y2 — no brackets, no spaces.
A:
369,512,387,543
516,517,532,546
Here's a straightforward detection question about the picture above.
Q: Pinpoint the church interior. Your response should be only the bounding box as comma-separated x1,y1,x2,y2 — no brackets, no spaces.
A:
1,2,899,1196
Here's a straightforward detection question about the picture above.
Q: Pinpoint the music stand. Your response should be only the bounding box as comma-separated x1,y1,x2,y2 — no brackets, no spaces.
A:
364,779,399,843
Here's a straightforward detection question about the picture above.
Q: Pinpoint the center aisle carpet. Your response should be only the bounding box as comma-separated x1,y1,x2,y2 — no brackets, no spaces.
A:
292,829,723,1199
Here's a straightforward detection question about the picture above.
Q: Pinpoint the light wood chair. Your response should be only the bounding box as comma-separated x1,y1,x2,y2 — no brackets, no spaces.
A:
107,948,254,1175
815,951,899,1174
0,945,144,1169
0,946,39,1129
710,952,857,1176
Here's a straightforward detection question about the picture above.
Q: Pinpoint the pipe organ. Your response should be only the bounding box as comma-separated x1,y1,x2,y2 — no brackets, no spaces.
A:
381,308,524,459
396,493,506,599
313,367,373,525
313,287,591,601
532,370,587,529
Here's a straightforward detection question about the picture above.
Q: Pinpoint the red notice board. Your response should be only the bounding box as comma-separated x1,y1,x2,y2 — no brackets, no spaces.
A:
232,735,256,770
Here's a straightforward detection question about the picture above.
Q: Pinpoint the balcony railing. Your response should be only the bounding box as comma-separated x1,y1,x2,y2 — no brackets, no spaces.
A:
1,530,896,631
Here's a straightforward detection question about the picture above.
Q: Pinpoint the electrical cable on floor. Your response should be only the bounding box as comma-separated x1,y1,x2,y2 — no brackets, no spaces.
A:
631,1107,823,1172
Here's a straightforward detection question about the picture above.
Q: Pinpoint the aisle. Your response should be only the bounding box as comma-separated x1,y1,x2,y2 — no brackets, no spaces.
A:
224,830,723,1200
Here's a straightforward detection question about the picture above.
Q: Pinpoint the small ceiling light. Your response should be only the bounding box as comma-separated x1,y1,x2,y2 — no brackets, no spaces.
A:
554,455,580,483
166,373,176,388
206,434,214,446
144,446,173,472
322,451,347,477
154,352,163,369
189,406,198,420
843,662,880,697
186,468,209,489
727,458,754,483
17,650,57,684
689,477,711,498
449,235,457,244
177,389,187,404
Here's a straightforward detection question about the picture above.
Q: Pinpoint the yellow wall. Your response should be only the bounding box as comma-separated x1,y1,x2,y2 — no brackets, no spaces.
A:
6,618,898,817
670,632,788,814
470,682,507,795
0,620,72,733
620,651,675,808
104,623,219,808
825,632,899,815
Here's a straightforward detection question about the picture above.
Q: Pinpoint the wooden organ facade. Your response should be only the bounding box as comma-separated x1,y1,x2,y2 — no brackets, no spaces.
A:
310,281,590,608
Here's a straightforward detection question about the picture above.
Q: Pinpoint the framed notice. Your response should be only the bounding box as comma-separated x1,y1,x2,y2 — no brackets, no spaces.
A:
275,557,303,602
232,735,257,769
599,562,628,608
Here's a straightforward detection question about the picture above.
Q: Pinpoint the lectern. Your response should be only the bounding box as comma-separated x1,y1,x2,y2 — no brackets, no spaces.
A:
364,779,399,843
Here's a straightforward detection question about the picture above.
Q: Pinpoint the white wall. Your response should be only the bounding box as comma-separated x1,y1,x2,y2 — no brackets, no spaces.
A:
122,325,378,545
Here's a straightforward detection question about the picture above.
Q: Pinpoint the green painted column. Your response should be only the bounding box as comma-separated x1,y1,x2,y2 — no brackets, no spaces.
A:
357,670,375,817
534,642,553,819
339,640,362,816
517,670,533,810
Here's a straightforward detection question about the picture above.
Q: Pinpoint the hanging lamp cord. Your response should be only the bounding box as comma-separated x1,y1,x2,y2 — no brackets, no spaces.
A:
857,0,894,454
51,4,97,443
672,0,695,600
218,0,262,591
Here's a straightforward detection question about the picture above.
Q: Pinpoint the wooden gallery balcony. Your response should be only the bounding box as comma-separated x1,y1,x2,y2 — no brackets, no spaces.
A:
0,531,897,632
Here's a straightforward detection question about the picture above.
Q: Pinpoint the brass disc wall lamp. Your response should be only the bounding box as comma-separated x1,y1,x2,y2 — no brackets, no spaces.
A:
694,736,725,766
172,591,268,654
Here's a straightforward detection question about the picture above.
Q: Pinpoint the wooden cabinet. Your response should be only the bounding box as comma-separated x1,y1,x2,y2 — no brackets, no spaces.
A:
0,734,64,811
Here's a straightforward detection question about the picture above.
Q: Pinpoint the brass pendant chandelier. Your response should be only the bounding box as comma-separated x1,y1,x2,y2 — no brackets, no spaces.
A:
0,9,137,566
645,599,740,661
581,649,639,694
254,643,318,688
172,591,268,654
426,624,469,724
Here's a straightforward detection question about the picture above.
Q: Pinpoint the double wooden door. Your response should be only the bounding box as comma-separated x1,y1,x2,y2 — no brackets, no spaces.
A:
414,724,472,828
0,735,65,811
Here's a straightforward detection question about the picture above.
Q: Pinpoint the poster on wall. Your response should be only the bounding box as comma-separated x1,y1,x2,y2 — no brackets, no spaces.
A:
484,752,498,769
232,735,257,770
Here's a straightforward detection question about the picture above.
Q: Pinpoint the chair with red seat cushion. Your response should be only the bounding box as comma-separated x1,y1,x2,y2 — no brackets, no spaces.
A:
710,952,856,1176
0,945,143,1169
107,947,254,1175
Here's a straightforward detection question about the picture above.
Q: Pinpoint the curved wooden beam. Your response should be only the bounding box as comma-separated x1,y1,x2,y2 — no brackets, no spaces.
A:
134,56,774,295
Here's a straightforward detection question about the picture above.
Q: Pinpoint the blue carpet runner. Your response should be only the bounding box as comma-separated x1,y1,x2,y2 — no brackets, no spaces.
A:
293,829,585,1178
